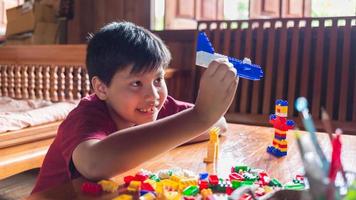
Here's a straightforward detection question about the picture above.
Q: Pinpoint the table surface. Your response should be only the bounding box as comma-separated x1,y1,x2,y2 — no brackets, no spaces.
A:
27,123,356,199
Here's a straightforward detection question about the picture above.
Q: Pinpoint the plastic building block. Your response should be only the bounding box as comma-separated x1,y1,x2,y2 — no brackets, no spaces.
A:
267,99,295,157
200,188,213,199
162,190,181,200
183,197,196,200
149,174,160,182
229,172,244,181
242,172,258,181
135,173,149,182
198,180,209,190
196,32,264,80
233,165,250,173
179,178,198,191
98,180,118,193
127,180,141,192
81,181,102,195
141,182,155,191
139,192,156,200
124,175,135,186
199,172,209,180
269,178,282,187
283,182,305,190
208,175,219,185
112,194,133,200
239,193,252,200
182,185,199,196
204,127,220,163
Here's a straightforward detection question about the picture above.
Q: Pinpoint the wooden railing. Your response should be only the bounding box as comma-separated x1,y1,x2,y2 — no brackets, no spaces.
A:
197,17,356,134
0,45,90,102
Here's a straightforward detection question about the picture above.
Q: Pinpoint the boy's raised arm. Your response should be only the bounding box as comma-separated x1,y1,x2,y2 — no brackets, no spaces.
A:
72,59,238,180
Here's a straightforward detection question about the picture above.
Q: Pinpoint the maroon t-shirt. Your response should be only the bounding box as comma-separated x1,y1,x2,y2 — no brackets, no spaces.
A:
31,94,192,193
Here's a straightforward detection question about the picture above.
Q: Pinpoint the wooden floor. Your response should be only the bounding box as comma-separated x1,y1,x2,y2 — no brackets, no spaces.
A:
0,169,39,200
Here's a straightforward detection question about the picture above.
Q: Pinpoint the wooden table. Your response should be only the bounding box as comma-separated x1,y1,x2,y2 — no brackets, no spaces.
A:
27,123,356,199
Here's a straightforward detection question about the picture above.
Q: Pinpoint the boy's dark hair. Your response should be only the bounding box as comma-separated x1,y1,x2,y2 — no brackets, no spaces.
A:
86,21,171,86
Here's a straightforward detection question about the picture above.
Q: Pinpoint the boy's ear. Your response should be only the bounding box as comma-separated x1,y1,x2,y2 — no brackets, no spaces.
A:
91,76,108,100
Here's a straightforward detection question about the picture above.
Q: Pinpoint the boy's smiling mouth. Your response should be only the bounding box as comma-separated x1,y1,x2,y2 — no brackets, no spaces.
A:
137,107,155,113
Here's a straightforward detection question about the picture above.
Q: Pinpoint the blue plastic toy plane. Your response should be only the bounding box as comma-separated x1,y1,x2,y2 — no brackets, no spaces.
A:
196,31,263,80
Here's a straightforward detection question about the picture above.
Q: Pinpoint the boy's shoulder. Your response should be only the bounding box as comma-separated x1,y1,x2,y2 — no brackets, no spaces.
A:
59,94,116,131
158,96,194,119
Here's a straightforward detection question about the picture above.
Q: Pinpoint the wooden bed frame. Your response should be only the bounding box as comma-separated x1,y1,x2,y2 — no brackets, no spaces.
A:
0,45,179,179
0,45,89,179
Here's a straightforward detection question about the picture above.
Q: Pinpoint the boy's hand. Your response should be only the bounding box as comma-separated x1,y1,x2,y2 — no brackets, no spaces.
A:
194,59,239,124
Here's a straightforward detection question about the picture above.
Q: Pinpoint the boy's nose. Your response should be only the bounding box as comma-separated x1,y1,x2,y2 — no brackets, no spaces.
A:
144,85,160,101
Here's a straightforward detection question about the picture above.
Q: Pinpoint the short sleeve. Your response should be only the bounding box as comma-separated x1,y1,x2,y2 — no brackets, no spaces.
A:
58,100,117,176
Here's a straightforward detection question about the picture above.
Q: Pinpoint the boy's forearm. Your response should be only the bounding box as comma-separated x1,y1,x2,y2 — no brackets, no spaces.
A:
88,107,216,178
185,116,227,144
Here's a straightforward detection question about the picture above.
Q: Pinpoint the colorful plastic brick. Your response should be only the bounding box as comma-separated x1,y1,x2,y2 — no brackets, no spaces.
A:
200,188,213,199
127,180,141,192
204,127,220,163
258,172,270,186
199,172,209,180
231,180,242,189
233,165,250,173
199,180,209,190
149,174,160,182
160,179,179,191
283,182,305,190
229,172,244,181
112,194,133,200
139,192,156,200
239,193,252,200
269,178,282,187
141,182,155,191
81,181,102,195
208,175,219,185
124,175,135,186
182,185,199,196
242,172,258,181
254,187,266,197
267,99,295,157
98,180,119,193
135,173,149,182
162,190,181,200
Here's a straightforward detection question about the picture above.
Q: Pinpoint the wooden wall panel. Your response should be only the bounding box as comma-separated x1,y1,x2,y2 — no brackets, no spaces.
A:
67,0,151,44
197,17,356,134
154,30,197,102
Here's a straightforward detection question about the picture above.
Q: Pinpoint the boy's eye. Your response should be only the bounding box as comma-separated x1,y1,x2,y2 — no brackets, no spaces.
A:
131,81,142,87
154,77,164,85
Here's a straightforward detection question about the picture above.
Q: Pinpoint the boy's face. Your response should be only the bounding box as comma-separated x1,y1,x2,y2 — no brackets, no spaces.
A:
99,65,168,129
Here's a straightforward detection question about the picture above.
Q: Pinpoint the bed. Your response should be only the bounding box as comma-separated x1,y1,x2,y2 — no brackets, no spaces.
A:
0,45,90,179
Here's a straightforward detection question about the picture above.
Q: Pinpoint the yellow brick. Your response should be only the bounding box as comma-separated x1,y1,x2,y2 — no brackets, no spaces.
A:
162,190,181,200
98,180,118,193
170,175,183,183
275,129,287,134
112,194,133,200
179,178,198,190
201,188,213,199
127,180,141,192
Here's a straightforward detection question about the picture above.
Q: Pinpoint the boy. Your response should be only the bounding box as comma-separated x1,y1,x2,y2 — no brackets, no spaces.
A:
32,22,238,193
